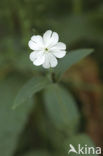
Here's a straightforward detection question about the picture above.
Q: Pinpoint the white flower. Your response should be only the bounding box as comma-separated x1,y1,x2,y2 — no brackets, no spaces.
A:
28,30,66,69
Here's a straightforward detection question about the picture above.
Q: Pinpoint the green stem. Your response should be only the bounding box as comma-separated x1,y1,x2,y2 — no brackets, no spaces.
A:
47,68,56,83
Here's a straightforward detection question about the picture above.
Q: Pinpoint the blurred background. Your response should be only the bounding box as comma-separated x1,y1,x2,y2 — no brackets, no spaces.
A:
0,0,103,156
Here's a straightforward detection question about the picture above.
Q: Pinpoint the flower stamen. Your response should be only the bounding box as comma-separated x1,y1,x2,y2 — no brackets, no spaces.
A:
45,48,49,52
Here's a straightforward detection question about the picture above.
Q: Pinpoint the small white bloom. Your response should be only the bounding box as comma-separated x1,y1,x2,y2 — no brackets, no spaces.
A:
28,30,66,69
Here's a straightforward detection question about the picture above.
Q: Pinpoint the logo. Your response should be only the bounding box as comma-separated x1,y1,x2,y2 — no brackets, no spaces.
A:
68,144,101,155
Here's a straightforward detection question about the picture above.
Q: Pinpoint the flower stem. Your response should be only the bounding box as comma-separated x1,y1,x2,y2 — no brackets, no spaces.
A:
47,68,56,83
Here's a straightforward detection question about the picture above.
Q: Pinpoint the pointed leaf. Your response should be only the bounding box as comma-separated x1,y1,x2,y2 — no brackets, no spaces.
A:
14,76,50,108
43,84,80,134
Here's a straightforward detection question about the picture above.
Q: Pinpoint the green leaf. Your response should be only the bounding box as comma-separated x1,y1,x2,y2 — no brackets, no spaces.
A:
0,76,34,156
23,150,50,156
13,75,50,109
54,49,94,79
43,84,80,134
65,134,98,156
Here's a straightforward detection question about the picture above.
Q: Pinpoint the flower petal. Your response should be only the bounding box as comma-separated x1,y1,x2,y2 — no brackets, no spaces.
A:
42,54,50,69
49,54,58,67
51,42,66,50
31,35,43,47
28,35,44,50
29,51,45,66
28,40,41,50
29,51,37,61
43,30,59,47
52,50,66,58
33,55,45,66
43,30,52,46
48,32,59,48
43,53,58,68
